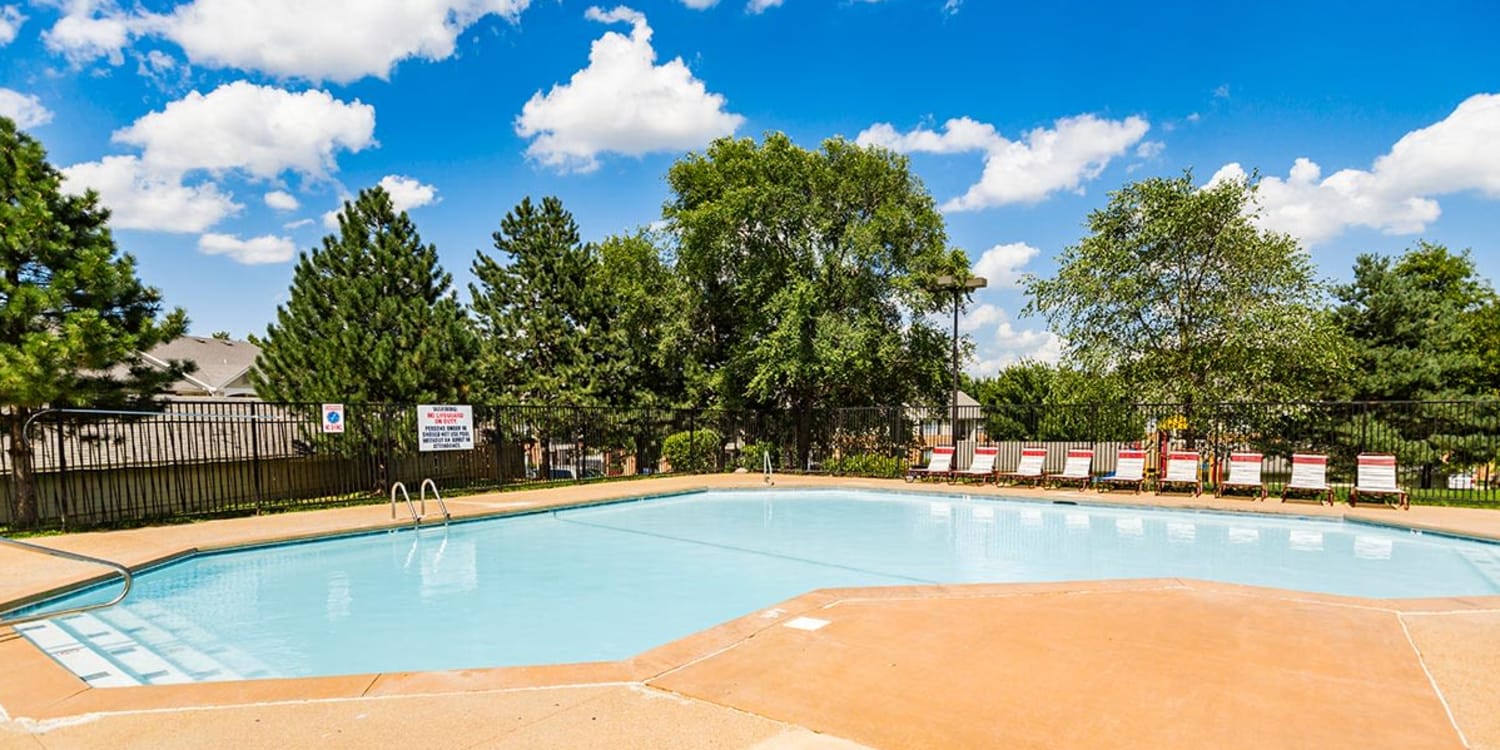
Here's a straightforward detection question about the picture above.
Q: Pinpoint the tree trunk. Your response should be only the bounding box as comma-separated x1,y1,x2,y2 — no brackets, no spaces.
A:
6,409,38,528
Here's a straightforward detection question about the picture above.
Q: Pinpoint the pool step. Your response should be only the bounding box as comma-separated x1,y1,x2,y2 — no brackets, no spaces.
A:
17,604,279,687
14,620,140,688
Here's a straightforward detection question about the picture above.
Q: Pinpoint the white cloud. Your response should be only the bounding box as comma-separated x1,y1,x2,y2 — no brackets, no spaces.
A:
60,155,241,233
264,190,299,211
198,232,296,264
112,82,376,179
972,242,1040,288
153,0,529,83
321,208,341,229
857,113,1150,210
746,0,782,12
515,6,744,173
1209,92,1500,245
0,88,53,128
0,5,24,45
963,304,1062,375
41,0,141,65
378,174,439,211
283,218,313,230
1135,140,1164,159
679,0,717,7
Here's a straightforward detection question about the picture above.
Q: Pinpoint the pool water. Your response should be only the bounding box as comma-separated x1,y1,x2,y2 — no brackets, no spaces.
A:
15,489,1500,685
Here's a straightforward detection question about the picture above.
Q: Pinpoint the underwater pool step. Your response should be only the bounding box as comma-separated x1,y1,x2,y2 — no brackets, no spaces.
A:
93,608,248,682
52,612,195,686
16,620,142,688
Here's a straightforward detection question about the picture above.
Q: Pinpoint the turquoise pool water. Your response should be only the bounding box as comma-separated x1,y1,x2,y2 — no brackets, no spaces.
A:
14,489,1500,686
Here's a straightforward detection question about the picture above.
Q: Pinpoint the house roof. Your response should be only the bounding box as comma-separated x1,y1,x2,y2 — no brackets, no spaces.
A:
142,336,261,393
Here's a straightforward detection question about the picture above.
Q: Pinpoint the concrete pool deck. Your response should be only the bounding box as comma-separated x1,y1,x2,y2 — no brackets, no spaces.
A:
3,474,1499,748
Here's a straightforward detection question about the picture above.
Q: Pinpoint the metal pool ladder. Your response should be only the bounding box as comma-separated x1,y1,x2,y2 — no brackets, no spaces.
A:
390,479,451,528
0,536,134,628
764,450,775,486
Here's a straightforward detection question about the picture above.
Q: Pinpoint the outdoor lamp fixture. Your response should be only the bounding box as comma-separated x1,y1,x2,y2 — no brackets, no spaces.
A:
931,274,987,449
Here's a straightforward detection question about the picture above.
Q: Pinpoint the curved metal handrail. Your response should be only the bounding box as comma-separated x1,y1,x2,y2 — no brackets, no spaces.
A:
0,536,134,628
419,479,450,525
390,482,420,528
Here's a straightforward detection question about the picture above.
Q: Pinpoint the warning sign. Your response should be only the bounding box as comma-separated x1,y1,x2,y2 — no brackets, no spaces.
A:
321,403,345,434
418,404,474,452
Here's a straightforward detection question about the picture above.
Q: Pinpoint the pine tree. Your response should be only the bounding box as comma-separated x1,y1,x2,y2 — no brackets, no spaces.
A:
470,196,601,404
252,186,476,405
1,117,190,527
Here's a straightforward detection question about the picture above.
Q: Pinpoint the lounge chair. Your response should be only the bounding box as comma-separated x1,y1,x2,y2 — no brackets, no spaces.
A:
1215,452,1266,500
1099,448,1146,493
905,446,955,483
998,447,1047,487
1280,453,1334,505
952,446,999,484
1156,451,1202,496
1349,453,1410,510
1045,448,1093,490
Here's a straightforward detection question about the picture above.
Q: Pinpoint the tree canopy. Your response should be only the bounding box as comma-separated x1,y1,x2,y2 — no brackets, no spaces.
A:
1333,241,1497,401
666,133,959,415
252,186,475,405
470,196,602,405
1023,171,1349,406
1,116,190,526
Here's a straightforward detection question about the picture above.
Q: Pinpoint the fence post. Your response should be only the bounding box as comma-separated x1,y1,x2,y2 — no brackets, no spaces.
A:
250,401,263,515
56,414,70,530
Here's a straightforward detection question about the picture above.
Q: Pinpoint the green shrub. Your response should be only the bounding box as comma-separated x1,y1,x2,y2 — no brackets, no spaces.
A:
738,441,779,470
825,452,906,478
662,428,722,473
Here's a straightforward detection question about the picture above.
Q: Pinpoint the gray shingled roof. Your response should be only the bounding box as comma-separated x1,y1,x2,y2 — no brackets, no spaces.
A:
142,336,260,395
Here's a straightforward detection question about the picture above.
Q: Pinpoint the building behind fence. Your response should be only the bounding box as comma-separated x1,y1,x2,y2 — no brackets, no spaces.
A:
3,399,1497,528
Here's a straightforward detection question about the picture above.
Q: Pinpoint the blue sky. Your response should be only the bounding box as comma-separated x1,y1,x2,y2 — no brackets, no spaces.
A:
2,0,1497,375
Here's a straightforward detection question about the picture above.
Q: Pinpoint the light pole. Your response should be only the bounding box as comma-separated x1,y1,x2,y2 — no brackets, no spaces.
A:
931,274,987,449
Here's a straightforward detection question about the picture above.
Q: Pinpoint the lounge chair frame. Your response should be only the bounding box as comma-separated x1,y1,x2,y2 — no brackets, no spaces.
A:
1099,449,1146,493
998,447,1047,487
1155,451,1202,496
952,446,1000,485
1280,453,1334,506
1045,448,1093,490
1349,452,1410,510
905,446,956,483
1215,452,1267,501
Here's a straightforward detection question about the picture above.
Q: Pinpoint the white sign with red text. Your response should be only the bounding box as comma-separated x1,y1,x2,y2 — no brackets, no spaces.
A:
418,404,474,452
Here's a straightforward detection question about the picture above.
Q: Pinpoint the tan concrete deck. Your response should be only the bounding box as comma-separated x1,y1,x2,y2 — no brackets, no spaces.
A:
3,475,1499,748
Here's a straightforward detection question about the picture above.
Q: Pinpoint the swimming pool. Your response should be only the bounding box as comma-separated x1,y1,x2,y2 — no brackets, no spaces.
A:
14,489,1500,686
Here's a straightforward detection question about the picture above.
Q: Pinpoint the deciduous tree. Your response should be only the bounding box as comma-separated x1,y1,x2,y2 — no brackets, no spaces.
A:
665,133,957,463
1024,171,1349,409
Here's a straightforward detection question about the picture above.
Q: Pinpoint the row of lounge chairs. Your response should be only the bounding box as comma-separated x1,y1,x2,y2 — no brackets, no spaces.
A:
904,447,1410,509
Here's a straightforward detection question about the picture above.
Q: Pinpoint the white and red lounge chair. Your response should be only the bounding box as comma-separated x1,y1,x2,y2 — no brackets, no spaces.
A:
905,446,955,483
1350,453,1410,510
1281,453,1334,505
1156,451,1202,496
952,446,999,484
999,447,1047,486
1045,448,1093,489
1100,448,1146,493
1216,452,1266,500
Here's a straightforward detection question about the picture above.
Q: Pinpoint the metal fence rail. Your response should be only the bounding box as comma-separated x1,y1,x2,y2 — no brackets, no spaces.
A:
3,399,1497,529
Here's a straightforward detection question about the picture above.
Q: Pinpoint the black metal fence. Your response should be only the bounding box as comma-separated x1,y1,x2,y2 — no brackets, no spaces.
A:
3,399,1497,529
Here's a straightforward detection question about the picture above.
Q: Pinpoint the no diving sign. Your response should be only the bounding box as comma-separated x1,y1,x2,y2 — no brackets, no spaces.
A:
418,404,474,452
321,403,345,434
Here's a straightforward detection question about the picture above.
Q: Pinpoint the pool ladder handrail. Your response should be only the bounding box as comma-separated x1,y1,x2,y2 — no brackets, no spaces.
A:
0,536,134,628
764,450,775,486
390,479,451,528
